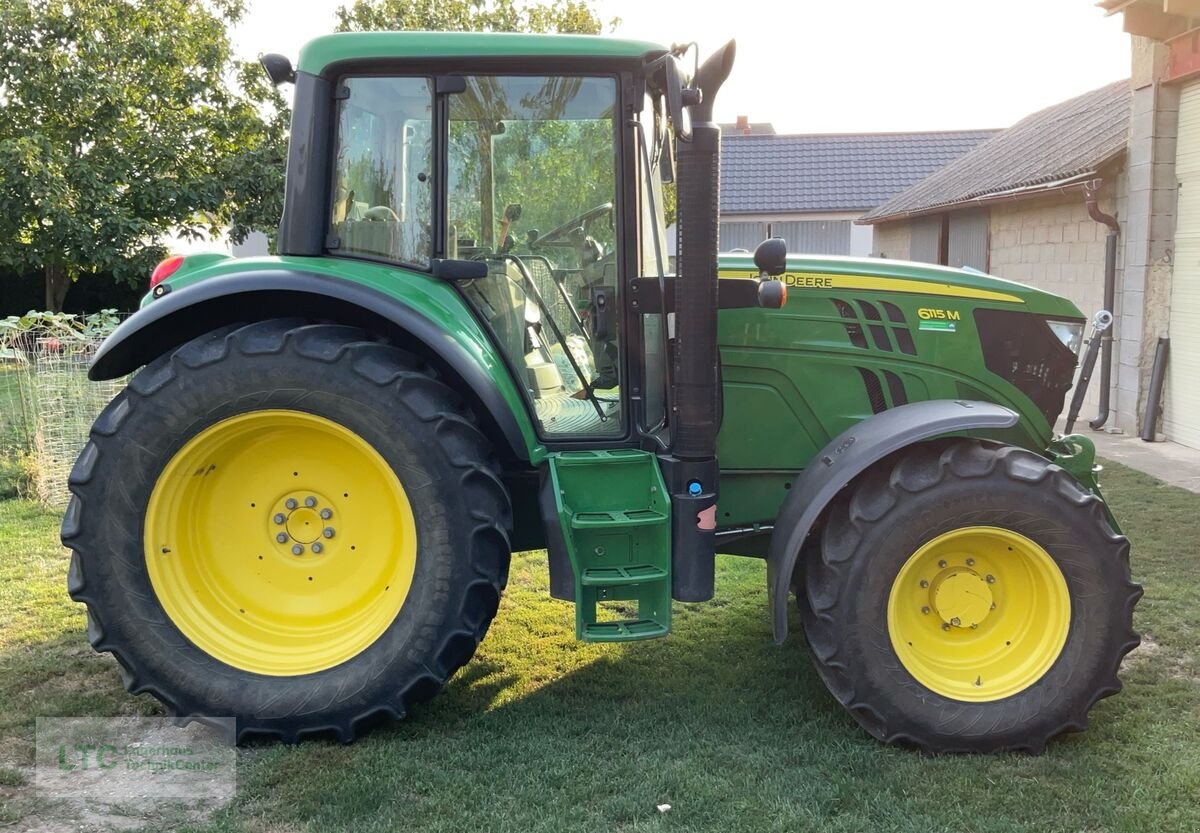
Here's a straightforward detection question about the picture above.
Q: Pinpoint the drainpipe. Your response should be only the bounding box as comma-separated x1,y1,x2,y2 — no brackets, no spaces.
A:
1084,180,1119,431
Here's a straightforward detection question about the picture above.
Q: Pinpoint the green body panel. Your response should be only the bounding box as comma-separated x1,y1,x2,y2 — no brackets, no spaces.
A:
146,253,546,463
297,31,668,75
150,250,1092,536
546,450,672,641
713,254,1086,528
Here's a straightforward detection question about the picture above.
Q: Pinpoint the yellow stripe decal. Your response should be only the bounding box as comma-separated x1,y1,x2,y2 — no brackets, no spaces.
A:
719,270,1024,305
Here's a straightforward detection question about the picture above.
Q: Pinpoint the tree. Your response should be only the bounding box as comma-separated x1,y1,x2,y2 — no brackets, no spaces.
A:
334,0,611,35
0,0,286,310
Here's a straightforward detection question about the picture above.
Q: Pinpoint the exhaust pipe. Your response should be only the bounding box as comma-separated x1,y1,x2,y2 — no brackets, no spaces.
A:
664,40,735,602
1084,181,1119,431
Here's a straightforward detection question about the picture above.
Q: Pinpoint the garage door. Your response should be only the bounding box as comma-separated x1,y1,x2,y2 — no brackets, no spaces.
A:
1167,82,1200,449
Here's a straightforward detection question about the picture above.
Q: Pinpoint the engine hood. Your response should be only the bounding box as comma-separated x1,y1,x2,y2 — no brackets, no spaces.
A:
716,252,1085,321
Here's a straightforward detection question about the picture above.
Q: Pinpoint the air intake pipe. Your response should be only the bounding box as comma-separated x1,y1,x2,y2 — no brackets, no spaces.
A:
663,40,736,602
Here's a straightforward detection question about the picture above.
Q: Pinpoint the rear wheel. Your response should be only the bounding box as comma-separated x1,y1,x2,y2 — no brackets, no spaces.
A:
800,440,1141,753
63,320,512,742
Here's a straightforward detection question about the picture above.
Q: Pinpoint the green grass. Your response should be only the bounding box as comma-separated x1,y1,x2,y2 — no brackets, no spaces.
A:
1,462,1198,832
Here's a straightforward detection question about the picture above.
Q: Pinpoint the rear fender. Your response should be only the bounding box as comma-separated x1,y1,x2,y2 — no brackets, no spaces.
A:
765,400,1019,642
89,268,541,463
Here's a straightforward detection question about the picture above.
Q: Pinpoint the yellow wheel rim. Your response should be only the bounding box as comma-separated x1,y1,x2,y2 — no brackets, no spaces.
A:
145,410,417,676
887,526,1070,702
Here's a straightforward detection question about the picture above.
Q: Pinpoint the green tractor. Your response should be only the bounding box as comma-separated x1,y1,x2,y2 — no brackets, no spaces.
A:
63,31,1141,752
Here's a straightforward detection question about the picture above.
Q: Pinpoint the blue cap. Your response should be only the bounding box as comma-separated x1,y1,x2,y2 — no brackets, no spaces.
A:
687,480,702,496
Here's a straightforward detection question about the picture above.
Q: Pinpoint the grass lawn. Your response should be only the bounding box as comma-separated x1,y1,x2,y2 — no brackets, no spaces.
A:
1,461,1198,832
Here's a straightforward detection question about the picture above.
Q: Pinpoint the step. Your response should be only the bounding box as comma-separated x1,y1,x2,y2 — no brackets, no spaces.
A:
582,619,670,642
570,509,668,529
545,449,672,643
580,565,669,586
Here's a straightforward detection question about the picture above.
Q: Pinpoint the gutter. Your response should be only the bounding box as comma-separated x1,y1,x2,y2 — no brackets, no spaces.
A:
1084,178,1120,431
857,171,1101,226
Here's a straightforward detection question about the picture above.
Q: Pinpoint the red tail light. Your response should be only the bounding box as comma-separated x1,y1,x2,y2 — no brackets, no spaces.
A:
150,255,185,288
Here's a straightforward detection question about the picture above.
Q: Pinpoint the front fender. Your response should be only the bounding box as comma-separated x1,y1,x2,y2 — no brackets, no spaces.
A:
90,263,542,463
765,400,1018,642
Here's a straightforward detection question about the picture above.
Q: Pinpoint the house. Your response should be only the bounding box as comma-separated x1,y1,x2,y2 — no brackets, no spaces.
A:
858,82,1131,422
718,126,999,256
855,2,1200,452
1090,0,1200,452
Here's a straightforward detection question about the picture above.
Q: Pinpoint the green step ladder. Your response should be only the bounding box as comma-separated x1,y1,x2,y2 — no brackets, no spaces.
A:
546,450,672,642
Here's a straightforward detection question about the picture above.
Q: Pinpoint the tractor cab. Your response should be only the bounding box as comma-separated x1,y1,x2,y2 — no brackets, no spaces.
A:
274,33,699,443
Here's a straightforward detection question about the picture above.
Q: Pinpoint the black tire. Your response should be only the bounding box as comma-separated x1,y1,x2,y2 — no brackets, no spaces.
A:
62,320,512,743
800,440,1141,753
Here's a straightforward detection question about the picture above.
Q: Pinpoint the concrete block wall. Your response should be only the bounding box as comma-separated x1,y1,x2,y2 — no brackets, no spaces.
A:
1121,72,1179,440
871,221,911,260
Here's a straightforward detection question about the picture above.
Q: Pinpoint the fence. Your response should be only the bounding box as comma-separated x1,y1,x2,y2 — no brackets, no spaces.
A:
1,335,126,509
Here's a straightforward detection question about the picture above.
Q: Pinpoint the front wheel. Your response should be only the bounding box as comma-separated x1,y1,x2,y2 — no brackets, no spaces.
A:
63,321,512,743
800,440,1141,753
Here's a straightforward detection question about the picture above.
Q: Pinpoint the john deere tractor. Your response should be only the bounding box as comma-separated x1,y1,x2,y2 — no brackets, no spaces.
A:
63,32,1141,752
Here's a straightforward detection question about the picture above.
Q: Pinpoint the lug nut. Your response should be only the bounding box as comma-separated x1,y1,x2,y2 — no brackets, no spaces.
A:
312,542,323,554
323,527,335,539
285,498,298,510
292,544,304,555
966,558,975,566
985,574,996,584
320,508,332,520
305,496,317,507
919,579,929,588
938,560,948,568
921,606,931,615
941,623,951,631
276,532,288,543
950,616,962,627
273,513,286,525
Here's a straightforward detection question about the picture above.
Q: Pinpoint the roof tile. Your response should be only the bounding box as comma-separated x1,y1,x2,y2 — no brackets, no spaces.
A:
720,129,999,214
861,80,1131,223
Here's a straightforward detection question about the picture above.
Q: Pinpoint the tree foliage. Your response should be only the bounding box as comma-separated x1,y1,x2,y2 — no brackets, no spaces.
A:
334,0,611,34
0,0,286,310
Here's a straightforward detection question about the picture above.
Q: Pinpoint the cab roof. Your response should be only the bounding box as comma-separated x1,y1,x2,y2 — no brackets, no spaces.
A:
297,31,670,75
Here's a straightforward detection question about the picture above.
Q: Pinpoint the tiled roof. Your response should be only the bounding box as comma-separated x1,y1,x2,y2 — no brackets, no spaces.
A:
861,81,1131,223
720,129,999,214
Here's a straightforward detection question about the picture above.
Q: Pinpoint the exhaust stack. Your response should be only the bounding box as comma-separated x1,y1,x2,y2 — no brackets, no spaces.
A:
664,40,736,602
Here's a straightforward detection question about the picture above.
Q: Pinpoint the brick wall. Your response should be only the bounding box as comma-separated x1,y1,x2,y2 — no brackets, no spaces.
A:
871,221,911,260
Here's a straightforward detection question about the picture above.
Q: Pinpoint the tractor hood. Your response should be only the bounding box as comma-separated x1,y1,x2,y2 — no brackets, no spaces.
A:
717,252,1085,320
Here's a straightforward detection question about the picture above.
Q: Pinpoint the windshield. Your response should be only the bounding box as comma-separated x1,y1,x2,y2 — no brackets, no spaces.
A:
448,75,623,437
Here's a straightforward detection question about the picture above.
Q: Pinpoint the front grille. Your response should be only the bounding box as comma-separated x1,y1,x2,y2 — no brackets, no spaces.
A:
974,309,1081,425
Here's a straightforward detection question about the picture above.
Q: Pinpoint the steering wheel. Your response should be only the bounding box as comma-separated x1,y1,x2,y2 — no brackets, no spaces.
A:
529,202,613,250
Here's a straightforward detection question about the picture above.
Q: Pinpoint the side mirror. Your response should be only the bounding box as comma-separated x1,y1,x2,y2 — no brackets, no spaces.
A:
754,237,787,277
260,53,295,87
662,57,693,142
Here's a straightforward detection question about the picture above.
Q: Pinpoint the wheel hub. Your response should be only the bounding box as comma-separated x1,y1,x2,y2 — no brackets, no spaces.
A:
276,495,336,549
931,569,993,628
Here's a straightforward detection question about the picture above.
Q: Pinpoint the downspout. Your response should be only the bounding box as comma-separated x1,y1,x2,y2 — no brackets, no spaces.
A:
1084,180,1119,431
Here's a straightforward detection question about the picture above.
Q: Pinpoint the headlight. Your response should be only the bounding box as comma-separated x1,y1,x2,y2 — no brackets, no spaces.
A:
1046,320,1084,356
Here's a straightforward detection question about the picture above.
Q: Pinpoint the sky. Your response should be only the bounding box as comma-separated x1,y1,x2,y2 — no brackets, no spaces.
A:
231,0,1131,134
